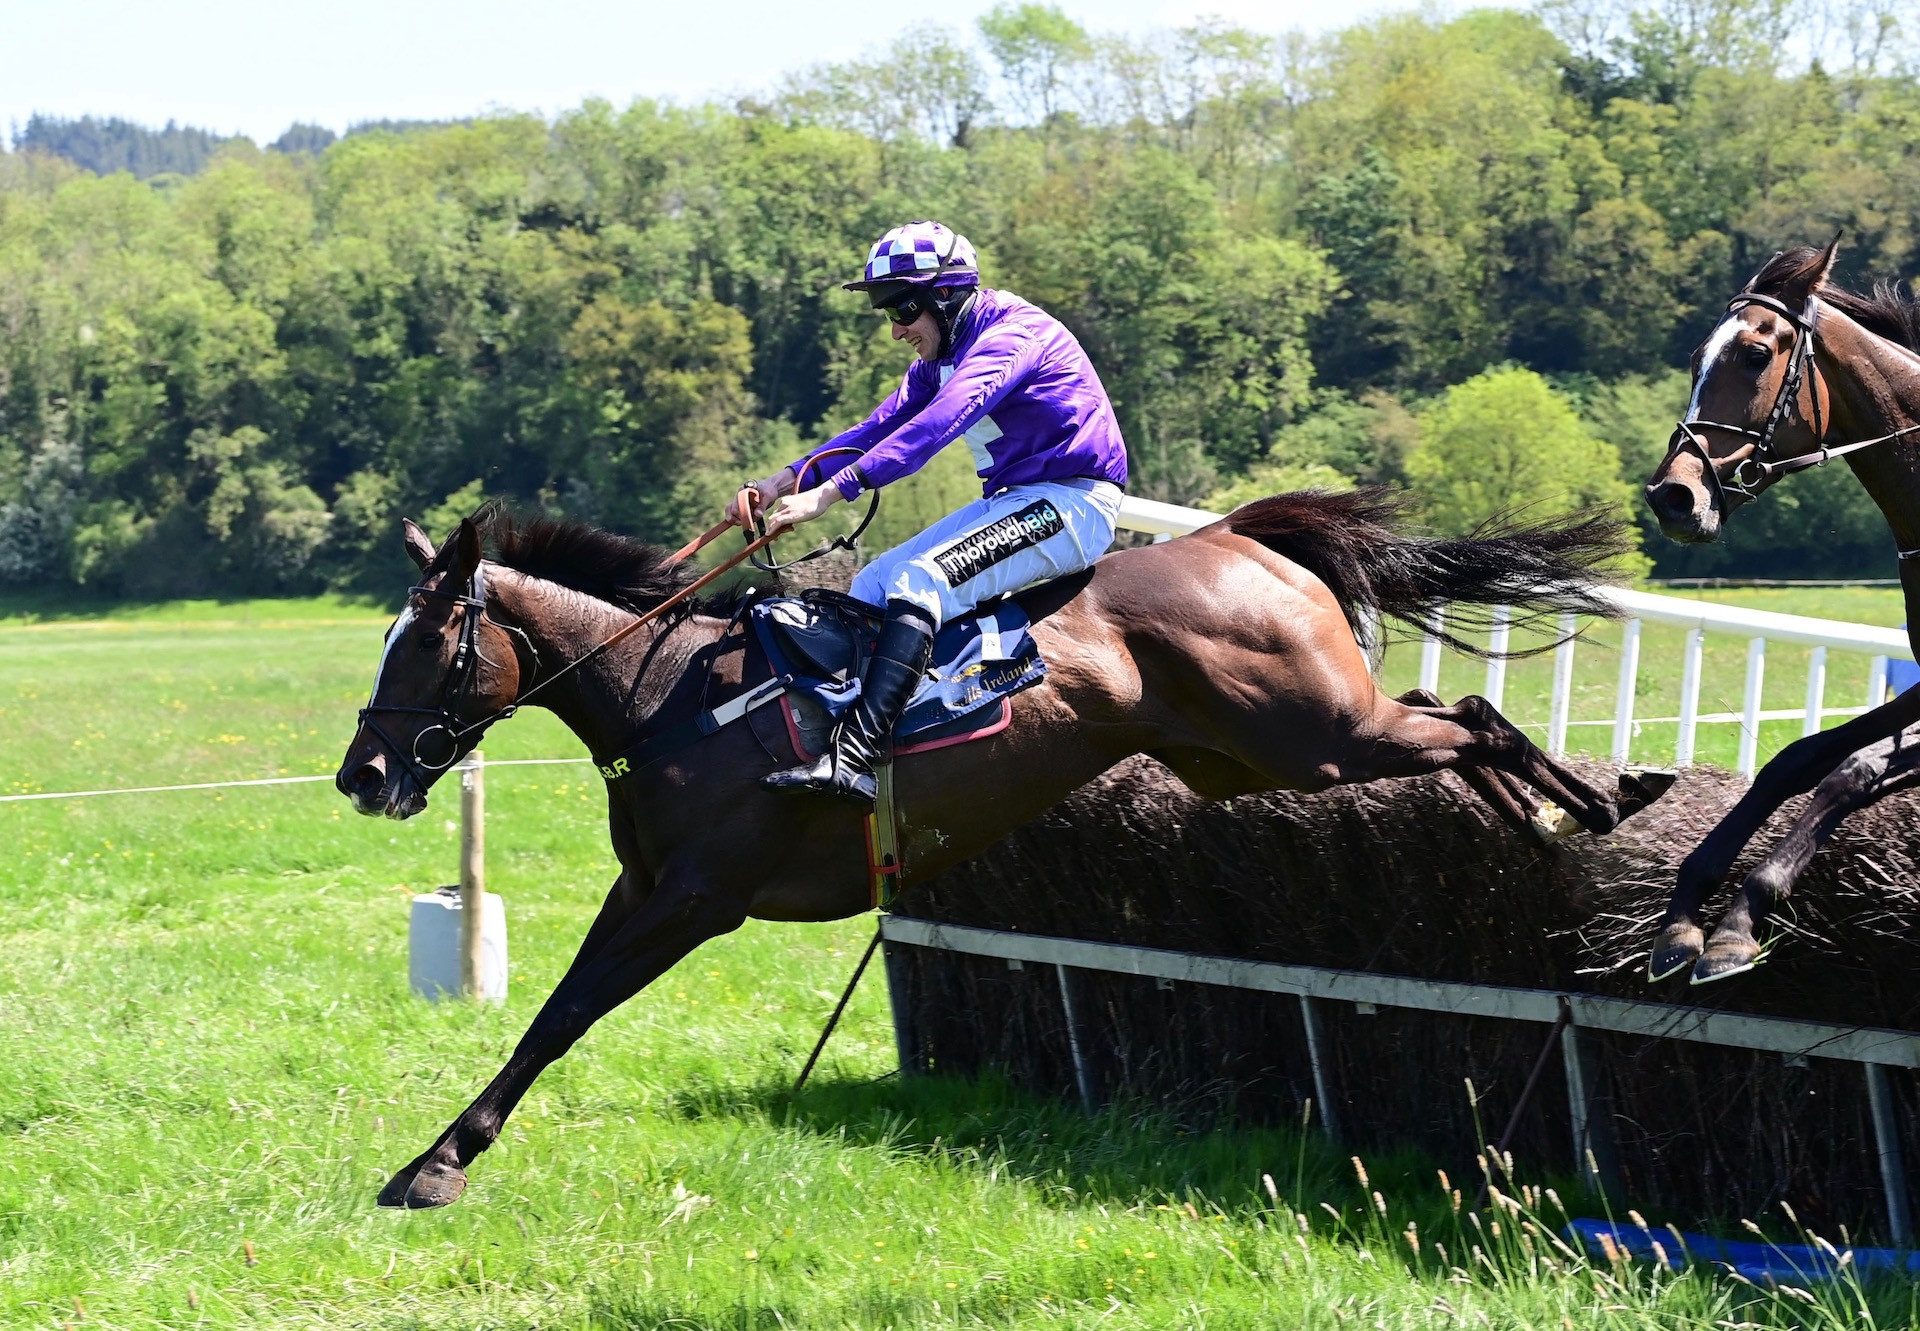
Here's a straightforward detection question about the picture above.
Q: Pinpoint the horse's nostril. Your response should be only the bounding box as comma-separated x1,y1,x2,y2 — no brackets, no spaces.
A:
348,763,385,798
1648,481,1696,523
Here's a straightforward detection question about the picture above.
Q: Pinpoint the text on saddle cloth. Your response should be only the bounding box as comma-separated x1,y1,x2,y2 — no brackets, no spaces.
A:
750,593,1047,745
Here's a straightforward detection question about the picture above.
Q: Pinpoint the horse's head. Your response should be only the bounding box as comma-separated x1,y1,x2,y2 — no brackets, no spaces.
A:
1645,238,1839,543
336,516,526,819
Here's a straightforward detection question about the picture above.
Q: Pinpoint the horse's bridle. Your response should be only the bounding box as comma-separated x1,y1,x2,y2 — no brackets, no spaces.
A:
1670,287,1920,514
356,562,520,791
1666,291,1827,506
357,468,889,794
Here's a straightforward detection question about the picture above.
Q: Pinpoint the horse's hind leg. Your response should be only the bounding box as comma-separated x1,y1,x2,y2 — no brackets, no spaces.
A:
1340,693,1649,837
1394,688,1535,831
1689,731,1920,984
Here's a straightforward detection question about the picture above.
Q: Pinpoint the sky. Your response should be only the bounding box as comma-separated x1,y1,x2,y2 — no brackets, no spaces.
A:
1,0,1480,145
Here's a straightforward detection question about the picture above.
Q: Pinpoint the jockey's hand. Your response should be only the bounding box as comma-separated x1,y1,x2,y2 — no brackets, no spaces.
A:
765,483,844,536
726,470,792,527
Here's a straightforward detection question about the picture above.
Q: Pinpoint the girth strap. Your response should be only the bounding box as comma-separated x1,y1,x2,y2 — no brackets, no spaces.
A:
593,676,787,781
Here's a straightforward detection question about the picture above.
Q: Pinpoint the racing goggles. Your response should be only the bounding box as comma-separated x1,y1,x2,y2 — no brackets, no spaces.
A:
881,291,932,325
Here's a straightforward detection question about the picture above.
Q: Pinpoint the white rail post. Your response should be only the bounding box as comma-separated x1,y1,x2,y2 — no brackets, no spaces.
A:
1548,613,1576,757
883,940,921,1075
1869,655,1890,709
1484,606,1510,710
1802,646,1827,737
1739,638,1767,778
1297,995,1341,1142
1419,607,1445,695
1865,1062,1914,1246
1676,627,1705,767
1055,964,1099,1111
459,750,487,998
1560,1007,1618,1196
1610,619,1642,765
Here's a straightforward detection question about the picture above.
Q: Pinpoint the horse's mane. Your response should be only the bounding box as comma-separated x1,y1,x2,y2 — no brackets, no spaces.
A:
478,508,745,613
1749,245,1920,351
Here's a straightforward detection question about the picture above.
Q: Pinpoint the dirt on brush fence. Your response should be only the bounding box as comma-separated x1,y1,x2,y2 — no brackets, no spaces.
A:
893,756,1920,1236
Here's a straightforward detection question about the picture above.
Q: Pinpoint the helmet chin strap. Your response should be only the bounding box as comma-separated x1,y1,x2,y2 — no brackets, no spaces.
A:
932,287,978,358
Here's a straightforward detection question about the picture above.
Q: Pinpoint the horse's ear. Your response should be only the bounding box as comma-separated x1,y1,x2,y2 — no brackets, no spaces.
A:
402,519,435,572
452,518,483,581
1742,251,1784,292
1815,231,1844,286
1778,234,1843,308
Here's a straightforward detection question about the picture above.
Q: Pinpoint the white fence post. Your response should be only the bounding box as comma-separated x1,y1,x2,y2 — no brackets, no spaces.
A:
1419,608,1445,695
459,750,487,998
1484,606,1510,710
1803,646,1827,737
1548,613,1576,757
1739,638,1767,777
1611,619,1642,765
1869,655,1890,709
1675,627,1704,767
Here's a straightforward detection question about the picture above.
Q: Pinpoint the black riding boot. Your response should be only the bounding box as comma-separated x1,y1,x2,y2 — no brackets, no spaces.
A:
763,601,935,808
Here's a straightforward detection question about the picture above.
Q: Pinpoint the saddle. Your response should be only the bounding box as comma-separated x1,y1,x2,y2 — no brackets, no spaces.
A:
750,589,1046,750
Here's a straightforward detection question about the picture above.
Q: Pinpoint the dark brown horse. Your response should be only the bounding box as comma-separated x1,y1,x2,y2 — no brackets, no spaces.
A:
1645,237,1920,982
337,491,1668,1207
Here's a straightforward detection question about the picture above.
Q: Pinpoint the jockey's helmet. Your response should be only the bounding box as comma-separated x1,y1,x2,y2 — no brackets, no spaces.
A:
845,221,980,307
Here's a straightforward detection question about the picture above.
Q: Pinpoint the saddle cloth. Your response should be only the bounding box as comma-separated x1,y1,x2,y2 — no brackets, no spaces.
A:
750,590,1047,748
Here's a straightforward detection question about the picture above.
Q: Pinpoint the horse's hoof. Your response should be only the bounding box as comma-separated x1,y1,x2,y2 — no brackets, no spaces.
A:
378,1160,467,1209
1647,921,1703,982
1530,800,1581,843
1618,768,1678,820
1691,936,1761,985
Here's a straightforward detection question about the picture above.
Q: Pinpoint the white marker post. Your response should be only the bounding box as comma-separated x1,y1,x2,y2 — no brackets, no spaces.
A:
409,750,508,1001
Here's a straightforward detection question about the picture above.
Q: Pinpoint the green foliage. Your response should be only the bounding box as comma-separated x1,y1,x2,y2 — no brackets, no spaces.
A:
6,2,1920,591
1407,367,1647,573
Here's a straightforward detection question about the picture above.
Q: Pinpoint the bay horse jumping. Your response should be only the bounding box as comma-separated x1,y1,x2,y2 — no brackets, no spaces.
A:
1646,237,1920,983
337,491,1668,1208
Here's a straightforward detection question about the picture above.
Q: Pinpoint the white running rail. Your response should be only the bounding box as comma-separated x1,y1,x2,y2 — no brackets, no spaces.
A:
1117,496,1914,776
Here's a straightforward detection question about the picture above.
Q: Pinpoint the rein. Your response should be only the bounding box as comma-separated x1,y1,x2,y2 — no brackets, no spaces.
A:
1669,291,1920,506
358,453,881,785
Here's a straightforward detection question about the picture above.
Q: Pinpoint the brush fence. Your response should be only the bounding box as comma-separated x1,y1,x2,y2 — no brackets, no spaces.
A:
880,499,1920,1240
879,916,1915,1242
1117,495,1915,776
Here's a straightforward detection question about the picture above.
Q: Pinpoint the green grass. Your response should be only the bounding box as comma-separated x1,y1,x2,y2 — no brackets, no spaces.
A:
0,592,1914,1329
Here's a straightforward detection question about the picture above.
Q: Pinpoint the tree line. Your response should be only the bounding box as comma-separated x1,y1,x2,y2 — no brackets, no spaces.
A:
2,0,1915,597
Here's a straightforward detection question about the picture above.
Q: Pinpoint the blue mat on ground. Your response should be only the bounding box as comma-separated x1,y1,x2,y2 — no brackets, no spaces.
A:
1568,1218,1920,1283
751,597,1046,745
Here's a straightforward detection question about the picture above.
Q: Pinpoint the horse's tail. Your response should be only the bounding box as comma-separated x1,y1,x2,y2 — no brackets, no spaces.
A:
1217,487,1626,658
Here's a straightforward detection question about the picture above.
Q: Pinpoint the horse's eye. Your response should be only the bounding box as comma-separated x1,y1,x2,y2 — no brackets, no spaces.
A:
1744,343,1772,368
419,632,444,651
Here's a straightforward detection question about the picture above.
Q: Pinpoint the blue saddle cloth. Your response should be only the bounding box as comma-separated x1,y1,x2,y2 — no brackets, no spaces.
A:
750,594,1046,746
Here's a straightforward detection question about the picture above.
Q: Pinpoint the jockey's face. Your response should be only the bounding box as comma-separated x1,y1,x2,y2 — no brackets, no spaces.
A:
890,307,941,362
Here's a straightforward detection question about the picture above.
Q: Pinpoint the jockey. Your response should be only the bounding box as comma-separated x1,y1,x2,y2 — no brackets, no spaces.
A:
732,220,1129,808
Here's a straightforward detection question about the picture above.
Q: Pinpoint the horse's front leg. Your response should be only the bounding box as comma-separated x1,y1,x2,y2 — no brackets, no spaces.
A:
1651,691,1920,981
379,862,748,1208
1690,730,1920,983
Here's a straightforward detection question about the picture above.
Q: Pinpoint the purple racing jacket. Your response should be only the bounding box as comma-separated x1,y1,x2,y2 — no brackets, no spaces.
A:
790,288,1129,501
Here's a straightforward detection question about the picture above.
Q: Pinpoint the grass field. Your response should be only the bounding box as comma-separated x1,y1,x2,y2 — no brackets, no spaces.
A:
1,588,1915,1329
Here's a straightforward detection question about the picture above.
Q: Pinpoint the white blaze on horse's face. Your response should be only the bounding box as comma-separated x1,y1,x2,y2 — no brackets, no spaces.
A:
1684,313,1749,423
368,606,416,705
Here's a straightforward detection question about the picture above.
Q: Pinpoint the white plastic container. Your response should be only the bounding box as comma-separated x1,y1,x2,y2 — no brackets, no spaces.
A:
409,888,508,1001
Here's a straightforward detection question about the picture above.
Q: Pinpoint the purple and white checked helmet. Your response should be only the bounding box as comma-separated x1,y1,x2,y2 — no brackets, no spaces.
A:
844,220,980,293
